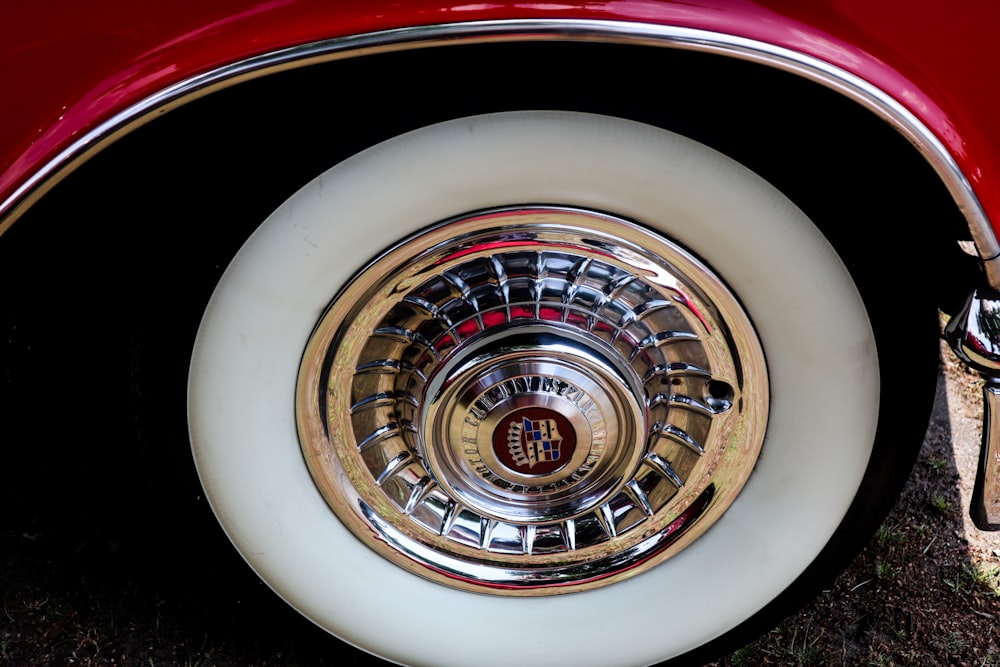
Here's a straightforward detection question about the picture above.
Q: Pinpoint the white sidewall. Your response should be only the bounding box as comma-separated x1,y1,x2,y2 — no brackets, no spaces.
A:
189,112,877,667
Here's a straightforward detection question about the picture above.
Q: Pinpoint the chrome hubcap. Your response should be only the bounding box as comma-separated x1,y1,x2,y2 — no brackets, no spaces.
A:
296,207,768,594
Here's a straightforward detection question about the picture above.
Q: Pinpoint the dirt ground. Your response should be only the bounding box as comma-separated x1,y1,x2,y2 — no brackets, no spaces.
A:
2,333,999,666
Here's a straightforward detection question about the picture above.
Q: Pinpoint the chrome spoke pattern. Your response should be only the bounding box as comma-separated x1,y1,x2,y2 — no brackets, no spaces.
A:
296,207,768,594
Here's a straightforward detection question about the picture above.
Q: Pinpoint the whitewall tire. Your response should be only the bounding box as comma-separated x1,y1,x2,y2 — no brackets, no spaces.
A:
188,111,878,666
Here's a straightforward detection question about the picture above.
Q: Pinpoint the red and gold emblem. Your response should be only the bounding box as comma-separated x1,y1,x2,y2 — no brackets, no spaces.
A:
492,407,576,476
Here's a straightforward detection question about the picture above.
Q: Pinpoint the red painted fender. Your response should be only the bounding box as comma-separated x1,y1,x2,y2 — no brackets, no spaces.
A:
2,0,999,257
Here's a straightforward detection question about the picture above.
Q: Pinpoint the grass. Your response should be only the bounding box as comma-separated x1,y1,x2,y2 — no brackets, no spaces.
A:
944,567,972,594
965,562,1000,596
943,562,1000,596
874,561,898,580
929,493,956,515
925,456,950,473
931,630,969,653
729,625,827,666
874,524,905,547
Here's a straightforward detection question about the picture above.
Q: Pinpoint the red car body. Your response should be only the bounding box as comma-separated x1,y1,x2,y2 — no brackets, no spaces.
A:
3,2,999,666
3,1,1000,266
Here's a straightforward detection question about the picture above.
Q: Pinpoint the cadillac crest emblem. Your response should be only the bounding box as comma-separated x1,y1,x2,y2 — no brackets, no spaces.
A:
508,416,563,469
492,407,576,476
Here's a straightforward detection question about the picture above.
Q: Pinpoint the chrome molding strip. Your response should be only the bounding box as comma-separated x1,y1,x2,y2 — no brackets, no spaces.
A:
3,18,998,282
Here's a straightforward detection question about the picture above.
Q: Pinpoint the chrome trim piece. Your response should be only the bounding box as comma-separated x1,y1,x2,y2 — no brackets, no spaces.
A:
974,383,1000,530
1,18,998,283
945,289,1000,530
946,289,1000,374
296,207,768,594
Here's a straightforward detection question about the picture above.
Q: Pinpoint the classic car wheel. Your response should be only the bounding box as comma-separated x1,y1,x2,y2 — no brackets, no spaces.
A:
189,111,882,666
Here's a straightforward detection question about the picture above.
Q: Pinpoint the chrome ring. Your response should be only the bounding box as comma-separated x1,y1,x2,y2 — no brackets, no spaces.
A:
296,207,768,594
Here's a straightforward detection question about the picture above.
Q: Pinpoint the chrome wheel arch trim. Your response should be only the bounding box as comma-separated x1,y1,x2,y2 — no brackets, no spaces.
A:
2,18,997,281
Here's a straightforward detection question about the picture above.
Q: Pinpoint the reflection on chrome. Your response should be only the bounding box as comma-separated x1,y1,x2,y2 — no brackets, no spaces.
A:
947,289,1000,530
296,207,768,594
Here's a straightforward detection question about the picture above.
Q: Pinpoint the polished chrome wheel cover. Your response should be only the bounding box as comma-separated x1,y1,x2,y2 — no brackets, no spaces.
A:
297,206,767,594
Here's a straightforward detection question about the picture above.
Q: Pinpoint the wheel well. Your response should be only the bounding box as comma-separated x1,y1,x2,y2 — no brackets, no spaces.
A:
5,39,979,307
0,29,969,544
0,37,971,662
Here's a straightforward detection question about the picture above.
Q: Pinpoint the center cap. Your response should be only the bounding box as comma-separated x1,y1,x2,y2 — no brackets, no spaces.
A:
419,328,646,523
493,406,576,477
469,377,596,494
472,378,595,490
